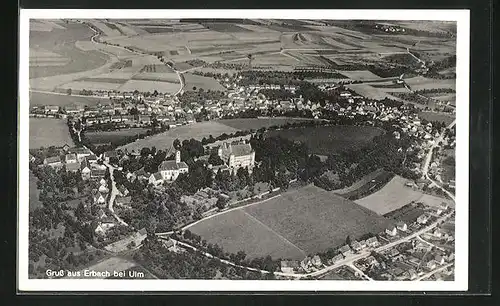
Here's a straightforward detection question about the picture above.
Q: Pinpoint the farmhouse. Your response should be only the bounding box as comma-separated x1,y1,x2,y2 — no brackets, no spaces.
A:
280,260,300,274
330,254,344,264
350,240,363,252
43,156,62,168
366,237,380,248
311,255,323,268
81,160,91,180
385,226,398,236
91,168,106,180
417,214,430,224
339,244,353,257
396,221,408,231
70,147,93,162
65,153,78,164
217,142,255,172
158,151,189,181
103,151,119,163
65,162,80,173
149,172,164,186
94,220,116,236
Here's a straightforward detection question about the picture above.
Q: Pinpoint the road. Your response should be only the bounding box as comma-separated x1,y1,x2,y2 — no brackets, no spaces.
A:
347,263,374,281
84,20,185,97
421,119,456,201
416,235,445,252
102,160,129,227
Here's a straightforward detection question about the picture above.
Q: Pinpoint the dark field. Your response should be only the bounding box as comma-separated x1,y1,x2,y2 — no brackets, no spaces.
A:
30,21,109,79
190,185,391,260
218,118,315,131
85,128,150,145
265,125,384,155
418,111,455,125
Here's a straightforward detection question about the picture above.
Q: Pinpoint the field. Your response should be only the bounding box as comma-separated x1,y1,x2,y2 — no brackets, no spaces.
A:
29,171,43,211
353,175,455,215
188,209,307,260
336,170,395,200
190,185,392,260
339,70,383,80
265,125,384,155
218,117,315,130
346,83,403,100
183,73,226,91
30,21,109,79
119,121,240,151
118,79,181,94
418,111,455,125
30,118,75,149
29,91,109,107
85,128,150,145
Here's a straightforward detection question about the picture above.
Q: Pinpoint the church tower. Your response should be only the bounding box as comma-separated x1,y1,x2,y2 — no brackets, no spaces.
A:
175,150,181,163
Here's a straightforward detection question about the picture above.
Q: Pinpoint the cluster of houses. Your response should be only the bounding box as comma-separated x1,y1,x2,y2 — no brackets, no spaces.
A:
280,236,381,274
180,187,221,211
40,145,107,180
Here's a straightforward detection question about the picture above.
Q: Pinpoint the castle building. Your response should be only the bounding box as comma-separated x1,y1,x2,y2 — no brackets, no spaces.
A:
158,150,189,181
217,141,255,172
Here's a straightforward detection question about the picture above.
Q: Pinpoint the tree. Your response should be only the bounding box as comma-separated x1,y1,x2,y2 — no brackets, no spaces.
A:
346,235,351,245
208,153,224,166
67,88,72,95
215,196,228,210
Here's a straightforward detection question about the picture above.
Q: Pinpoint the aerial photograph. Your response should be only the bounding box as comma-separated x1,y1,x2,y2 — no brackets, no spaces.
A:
27,18,457,282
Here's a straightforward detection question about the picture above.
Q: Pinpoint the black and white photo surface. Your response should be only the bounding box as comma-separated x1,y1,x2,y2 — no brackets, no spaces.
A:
18,9,470,292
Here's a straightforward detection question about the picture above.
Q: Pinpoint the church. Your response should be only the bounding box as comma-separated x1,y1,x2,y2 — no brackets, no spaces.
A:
159,150,189,181
217,141,256,172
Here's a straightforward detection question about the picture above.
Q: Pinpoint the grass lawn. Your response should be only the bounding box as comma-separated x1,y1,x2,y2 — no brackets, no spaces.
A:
30,118,75,149
265,125,384,155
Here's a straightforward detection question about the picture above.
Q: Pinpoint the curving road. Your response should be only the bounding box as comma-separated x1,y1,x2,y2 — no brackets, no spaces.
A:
421,119,456,201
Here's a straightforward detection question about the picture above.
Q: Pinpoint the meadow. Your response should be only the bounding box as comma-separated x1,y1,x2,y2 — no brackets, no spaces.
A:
183,73,226,91
355,176,426,215
265,125,384,155
190,185,391,260
29,118,75,149
119,121,240,151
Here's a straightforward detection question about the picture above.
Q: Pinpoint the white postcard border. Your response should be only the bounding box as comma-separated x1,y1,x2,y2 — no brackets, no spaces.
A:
18,9,470,292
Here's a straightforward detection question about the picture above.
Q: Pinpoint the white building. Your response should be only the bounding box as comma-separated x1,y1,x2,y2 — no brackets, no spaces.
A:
217,142,255,172
158,151,189,181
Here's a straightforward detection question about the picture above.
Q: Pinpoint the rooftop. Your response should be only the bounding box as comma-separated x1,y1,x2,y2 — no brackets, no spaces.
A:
159,160,189,171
